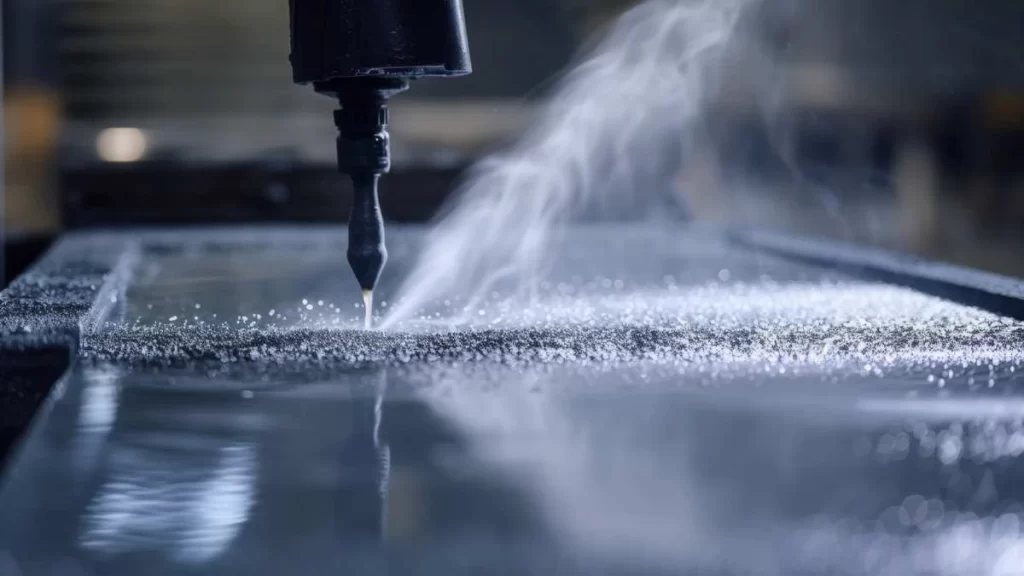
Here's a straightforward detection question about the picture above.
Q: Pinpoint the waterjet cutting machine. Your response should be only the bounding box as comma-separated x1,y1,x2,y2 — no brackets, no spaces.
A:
287,0,472,308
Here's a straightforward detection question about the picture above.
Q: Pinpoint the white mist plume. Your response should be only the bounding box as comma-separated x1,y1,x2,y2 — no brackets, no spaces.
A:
384,0,751,327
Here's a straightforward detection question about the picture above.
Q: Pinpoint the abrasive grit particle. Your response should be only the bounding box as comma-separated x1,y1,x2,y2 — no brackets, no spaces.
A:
80,282,1024,386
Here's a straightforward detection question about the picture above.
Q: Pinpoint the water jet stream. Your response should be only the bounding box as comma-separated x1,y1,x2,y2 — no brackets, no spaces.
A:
383,0,751,329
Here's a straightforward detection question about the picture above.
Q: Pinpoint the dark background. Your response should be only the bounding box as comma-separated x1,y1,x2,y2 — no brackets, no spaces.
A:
4,0,1024,279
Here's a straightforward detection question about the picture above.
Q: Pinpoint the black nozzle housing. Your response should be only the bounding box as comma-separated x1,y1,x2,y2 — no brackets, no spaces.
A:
289,0,472,85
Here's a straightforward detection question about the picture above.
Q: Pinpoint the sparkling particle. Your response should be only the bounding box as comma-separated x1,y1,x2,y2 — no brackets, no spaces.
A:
195,303,201,309
718,269,731,282
938,434,963,465
168,316,178,322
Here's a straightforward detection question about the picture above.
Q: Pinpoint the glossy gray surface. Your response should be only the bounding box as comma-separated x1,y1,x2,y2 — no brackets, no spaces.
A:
3,226,1024,575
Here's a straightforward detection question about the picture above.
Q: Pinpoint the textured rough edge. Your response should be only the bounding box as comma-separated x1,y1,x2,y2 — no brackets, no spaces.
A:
80,314,1024,385
0,233,137,350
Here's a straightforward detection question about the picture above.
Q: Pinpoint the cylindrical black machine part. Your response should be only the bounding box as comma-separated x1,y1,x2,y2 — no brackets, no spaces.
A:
289,0,472,84
347,172,387,292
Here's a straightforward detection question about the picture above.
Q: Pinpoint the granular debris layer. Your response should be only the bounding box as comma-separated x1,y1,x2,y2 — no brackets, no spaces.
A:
82,282,1024,385
8,227,1024,387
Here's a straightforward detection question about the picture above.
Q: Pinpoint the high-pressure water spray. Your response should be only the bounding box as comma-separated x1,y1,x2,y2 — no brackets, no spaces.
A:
383,0,747,328
287,0,472,327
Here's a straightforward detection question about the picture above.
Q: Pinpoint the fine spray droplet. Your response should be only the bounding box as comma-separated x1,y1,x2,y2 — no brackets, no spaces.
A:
363,290,374,330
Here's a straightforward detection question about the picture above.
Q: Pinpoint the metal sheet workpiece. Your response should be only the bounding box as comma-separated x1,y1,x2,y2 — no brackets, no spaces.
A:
3,225,1024,575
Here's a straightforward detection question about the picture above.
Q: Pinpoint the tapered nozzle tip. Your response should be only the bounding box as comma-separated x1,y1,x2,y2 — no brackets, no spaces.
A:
348,172,388,293
347,242,387,292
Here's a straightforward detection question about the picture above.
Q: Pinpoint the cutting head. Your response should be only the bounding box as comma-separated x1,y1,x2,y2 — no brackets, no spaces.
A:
288,0,473,318
289,0,472,85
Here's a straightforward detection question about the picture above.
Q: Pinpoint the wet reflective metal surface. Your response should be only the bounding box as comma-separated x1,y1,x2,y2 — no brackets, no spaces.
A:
3,226,1024,575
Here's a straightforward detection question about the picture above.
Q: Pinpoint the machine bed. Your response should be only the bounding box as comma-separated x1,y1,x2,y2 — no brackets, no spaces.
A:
2,225,1024,575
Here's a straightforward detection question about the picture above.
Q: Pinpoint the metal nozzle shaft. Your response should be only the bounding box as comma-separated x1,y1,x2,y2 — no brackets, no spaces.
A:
348,172,387,293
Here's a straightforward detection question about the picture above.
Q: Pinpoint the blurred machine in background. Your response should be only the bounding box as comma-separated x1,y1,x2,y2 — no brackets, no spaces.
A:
3,0,1024,280
54,0,578,228
690,0,1024,272
4,0,583,239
